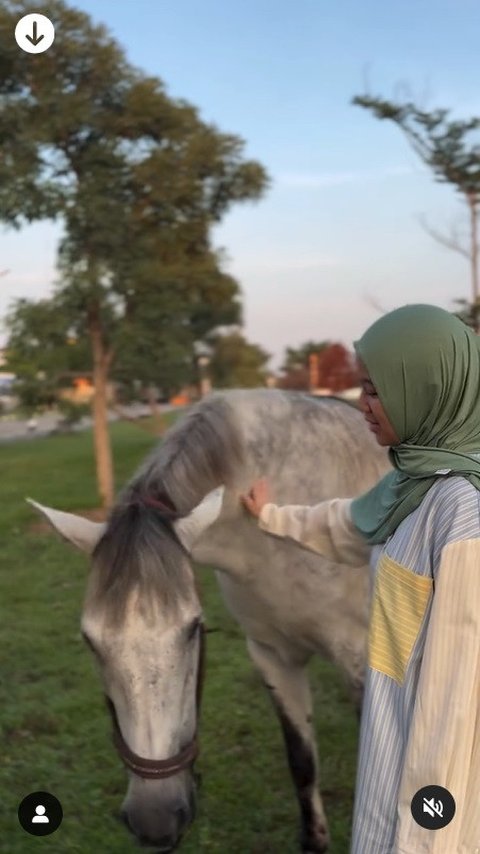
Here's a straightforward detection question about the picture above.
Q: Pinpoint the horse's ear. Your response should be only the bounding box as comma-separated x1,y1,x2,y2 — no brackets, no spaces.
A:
26,498,107,555
173,486,225,552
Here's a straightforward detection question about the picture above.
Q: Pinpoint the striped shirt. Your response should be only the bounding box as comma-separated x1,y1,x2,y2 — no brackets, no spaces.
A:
259,476,480,853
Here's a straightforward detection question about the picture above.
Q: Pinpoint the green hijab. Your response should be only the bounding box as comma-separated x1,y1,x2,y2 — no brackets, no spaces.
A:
350,304,480,544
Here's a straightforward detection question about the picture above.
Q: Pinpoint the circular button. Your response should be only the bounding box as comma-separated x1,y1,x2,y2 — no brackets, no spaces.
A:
15,14,55,54
411,785,455,830
18,791,63,836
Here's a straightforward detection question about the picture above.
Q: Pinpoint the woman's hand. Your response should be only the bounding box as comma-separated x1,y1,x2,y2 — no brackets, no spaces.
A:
241,477,272,518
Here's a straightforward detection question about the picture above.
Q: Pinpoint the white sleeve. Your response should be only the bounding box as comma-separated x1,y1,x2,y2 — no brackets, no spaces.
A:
258,497,370,566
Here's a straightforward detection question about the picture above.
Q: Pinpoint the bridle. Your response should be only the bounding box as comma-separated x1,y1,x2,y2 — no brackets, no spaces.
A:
104,490,207,780
105,624,206,779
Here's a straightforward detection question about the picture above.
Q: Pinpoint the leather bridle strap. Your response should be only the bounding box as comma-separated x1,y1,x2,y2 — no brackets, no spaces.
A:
111,712,198,779
105,624,206,780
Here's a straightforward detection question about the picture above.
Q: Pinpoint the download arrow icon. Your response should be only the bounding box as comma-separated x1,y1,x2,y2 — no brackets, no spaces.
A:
15,13,55,54
25,20,44,46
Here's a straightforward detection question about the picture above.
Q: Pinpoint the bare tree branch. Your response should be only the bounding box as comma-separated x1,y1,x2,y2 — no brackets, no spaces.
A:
417,213,470,259
353,91,480,329
397,124,432,163
363,291,388,315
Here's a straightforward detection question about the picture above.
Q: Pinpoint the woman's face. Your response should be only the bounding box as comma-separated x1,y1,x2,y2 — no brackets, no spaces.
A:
357,359,400,447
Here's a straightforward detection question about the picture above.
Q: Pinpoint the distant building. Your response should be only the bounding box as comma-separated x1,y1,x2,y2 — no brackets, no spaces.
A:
0,372,15,394
0,371,17,412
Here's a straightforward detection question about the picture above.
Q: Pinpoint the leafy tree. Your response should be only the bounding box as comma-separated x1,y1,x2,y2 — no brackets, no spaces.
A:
111,261,243,401
207,330,270,388
0,0,268,506
353,92,480,330
280,340,329,372
278,340,359,391
5,295,91,412
317,343,360,391
278,340,328,391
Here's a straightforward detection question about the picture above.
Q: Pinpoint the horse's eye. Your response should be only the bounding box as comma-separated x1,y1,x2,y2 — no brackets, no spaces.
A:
186,619,202,642
82,631,99,657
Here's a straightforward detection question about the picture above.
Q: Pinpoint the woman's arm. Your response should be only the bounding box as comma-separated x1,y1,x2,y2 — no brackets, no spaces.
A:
241,479,370,566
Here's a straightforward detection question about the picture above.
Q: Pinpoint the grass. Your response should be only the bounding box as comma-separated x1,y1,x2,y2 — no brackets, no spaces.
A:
0,419,358,853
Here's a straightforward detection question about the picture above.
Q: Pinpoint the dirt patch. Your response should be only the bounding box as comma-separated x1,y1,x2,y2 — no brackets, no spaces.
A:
29,507,108,535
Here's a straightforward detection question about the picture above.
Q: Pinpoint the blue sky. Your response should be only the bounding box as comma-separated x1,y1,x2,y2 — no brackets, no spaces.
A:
3,0,480,367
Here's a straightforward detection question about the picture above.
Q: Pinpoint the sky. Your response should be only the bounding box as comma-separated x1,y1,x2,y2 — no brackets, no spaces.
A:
3,0,480,369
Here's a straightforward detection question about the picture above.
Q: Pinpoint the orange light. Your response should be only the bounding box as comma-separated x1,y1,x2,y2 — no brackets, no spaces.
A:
73,377,92,390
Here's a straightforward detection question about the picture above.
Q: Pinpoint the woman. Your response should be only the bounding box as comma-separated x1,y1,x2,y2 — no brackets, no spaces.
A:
241,304,480,854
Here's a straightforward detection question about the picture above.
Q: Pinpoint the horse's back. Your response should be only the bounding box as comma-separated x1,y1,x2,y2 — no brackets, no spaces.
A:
213,388,390,502
189,389,388,664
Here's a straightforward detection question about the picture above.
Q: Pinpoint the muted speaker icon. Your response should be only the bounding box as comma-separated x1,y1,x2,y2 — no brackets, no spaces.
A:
411,785,455,830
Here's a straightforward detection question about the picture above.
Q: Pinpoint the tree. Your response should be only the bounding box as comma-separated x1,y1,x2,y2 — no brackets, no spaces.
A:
280,340,329,373
277,340,359,392
0,0,268,507
112,262,243,403
316,343,360,391
277,340,328,390
207,330,270,388
5,295,91,413
352,92,480,331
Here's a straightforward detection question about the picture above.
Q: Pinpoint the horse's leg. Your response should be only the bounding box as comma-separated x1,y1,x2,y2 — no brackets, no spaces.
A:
246,638,330,854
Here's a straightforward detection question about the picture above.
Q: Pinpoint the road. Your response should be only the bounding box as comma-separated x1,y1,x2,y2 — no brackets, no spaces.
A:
0,404,178,443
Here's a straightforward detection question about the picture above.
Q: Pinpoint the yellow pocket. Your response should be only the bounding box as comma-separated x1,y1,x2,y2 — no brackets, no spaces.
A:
368,555,433,685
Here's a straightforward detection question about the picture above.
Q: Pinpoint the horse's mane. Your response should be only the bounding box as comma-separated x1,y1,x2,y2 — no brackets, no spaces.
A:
133,394,245,514
88,395,244,624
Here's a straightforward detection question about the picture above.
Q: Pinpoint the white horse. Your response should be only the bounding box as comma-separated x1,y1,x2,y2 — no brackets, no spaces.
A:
30,389,390,853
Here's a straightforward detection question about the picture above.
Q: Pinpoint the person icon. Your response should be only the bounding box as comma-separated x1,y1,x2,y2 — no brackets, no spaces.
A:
32,805,49,824
18,791,62,836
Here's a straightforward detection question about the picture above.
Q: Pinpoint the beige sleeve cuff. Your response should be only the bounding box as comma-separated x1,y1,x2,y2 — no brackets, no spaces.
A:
258,497,370,566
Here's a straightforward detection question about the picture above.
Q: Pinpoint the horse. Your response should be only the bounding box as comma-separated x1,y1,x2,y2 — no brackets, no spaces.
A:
30,388,390,853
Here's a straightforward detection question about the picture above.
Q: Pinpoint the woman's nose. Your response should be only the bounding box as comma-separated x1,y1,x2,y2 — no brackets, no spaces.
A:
358,390,369,413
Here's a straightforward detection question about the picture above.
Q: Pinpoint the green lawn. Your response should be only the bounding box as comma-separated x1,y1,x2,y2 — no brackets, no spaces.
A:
0,421,358,853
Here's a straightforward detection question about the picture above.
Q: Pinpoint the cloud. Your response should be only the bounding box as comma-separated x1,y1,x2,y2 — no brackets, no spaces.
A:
277,165,413,189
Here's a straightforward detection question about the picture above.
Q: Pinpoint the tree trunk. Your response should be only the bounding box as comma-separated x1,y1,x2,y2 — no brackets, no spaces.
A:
308,353,319,392
89,307,115,509
468,194,479,333
147,384,160,417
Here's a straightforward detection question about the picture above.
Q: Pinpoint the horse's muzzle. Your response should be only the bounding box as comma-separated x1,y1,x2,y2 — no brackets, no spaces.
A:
121,776,196,851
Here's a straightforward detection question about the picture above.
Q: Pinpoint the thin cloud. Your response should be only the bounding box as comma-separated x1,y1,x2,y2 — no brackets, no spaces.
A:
278,165,413,189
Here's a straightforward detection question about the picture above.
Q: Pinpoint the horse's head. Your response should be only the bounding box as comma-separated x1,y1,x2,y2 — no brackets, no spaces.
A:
28,486,225,852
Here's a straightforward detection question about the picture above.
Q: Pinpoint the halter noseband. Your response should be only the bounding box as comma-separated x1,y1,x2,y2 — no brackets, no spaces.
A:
105,490,206,780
